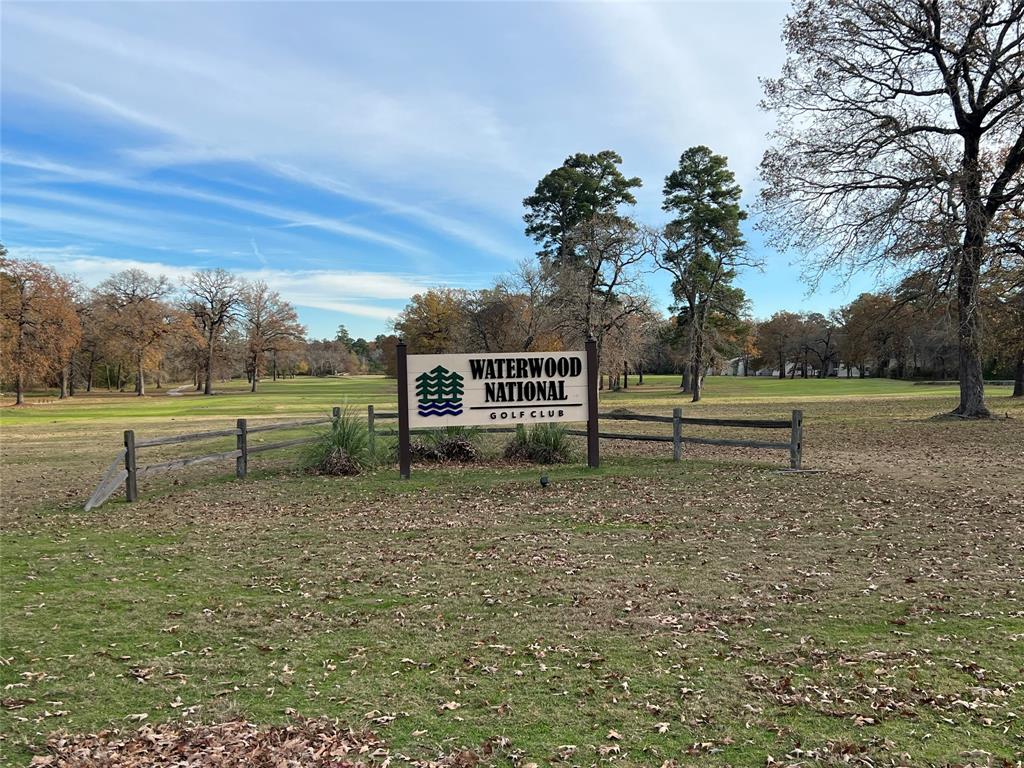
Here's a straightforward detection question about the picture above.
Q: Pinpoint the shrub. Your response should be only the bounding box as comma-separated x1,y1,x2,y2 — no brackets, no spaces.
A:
302,411,377,476
408,426,481,463
503,423,575,464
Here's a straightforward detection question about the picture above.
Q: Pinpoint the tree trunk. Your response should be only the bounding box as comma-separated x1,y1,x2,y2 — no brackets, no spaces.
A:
272,354,278,382
204,338,215,395
16,371,24,405
638,366,643,385
622,361,628,389
86,357,94,392
954,137,991,417
953,237,990,416
691,340,704,403
59,365,69,398
136,353,145,396
1013,349,1023,397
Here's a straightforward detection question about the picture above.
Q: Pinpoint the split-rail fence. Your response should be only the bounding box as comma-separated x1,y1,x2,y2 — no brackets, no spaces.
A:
85,406,803,510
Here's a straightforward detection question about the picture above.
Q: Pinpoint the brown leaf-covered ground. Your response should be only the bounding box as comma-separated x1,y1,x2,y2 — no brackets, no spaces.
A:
2,377,1022,766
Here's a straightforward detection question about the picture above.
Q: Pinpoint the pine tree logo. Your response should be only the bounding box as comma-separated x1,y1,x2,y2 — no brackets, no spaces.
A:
416,365,464,417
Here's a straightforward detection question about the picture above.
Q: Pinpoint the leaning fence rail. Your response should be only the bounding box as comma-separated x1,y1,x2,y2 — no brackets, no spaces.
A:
86,404,804,510
85,407,344,510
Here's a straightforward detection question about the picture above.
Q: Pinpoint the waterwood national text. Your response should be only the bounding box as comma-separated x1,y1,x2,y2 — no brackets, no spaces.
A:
404,351,590,428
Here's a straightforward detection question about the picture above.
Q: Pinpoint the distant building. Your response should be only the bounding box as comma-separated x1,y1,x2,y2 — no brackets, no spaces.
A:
721,357,866,378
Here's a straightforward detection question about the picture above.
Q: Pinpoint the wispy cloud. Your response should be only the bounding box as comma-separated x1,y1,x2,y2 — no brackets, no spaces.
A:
2,153,426,255
5,247,430,321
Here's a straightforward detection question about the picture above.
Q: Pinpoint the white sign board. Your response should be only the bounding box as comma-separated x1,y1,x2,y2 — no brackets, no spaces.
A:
406,351,589,428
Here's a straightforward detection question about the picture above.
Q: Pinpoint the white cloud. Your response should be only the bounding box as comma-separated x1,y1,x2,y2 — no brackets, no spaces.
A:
575,2,788,202
5,247,431,321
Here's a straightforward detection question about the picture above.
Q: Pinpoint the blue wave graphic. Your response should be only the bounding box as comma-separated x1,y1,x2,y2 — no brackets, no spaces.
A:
418,405,463,416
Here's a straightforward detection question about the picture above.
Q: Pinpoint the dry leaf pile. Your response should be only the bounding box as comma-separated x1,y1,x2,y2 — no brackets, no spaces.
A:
31,718,388,767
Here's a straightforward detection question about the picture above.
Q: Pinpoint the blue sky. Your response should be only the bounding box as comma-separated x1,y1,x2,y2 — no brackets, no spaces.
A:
1,1,876,340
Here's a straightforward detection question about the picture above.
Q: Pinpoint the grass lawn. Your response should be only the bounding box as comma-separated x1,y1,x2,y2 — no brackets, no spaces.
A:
1,376,1022,766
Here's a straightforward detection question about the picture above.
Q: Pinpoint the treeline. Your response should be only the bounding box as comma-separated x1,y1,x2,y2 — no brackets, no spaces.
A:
751,275,1021,384
0,245,397,404
391,277,1023,390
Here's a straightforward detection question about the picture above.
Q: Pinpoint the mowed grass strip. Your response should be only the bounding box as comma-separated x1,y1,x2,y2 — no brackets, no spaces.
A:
1,378,1023,766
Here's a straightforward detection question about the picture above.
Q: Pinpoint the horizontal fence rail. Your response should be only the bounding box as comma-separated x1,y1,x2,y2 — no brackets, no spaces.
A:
85,407,349,510
366,405,803,470
86,404,805,510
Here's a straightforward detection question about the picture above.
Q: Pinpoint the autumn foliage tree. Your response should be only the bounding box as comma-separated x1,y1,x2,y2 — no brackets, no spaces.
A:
755,311,803,379
0,253,82,404
393,289,470,353
95,269,180,396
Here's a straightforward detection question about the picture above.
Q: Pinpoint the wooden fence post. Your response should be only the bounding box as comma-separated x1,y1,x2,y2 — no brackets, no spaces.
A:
790,409,804,469
236,418,247,479
367,404,375,454
123,429,138,502
672,407,682,462
396,340,411,479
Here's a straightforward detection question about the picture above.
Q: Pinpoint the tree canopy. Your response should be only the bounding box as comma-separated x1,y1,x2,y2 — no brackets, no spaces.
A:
523,150,642,263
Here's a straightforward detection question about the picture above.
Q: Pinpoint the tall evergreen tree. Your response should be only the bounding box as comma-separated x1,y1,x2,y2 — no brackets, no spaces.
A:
656,146,755,401
523,150,641,264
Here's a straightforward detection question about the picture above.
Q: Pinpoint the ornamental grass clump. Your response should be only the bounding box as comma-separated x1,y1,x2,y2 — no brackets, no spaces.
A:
504,423,575,464
302,410,377,476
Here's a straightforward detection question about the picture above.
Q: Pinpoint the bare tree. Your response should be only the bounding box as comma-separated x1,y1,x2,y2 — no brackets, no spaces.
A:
182,269,243,395
241,281,305,392
549,214,652,380
497,260,558,351
759,0,1024,417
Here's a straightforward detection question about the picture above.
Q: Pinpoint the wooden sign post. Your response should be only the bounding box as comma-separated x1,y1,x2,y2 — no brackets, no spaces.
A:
585,336,599,469
396,342,599,478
